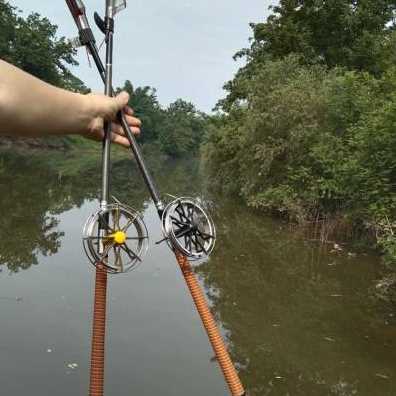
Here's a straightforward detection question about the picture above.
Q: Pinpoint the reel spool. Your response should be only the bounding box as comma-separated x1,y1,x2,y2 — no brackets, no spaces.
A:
161,197,216,260
83,203,149,274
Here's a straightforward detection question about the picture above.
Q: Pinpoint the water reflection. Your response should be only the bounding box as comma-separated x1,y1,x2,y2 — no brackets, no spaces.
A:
0,152,66,272
197,200,395,396
0,150,133,272
0,148,202,273
1,148,395,396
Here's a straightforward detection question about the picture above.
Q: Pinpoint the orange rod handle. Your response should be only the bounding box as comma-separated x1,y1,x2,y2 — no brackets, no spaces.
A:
175,252,246,396
89,264,108,396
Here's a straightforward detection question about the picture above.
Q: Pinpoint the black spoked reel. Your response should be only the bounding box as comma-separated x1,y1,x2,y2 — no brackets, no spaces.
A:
83,203,149,274
160,197,216,260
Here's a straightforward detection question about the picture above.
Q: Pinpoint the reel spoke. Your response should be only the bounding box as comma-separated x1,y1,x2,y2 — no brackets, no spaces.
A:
100,241,114,261
194,235,208,255
187,204,195,222
98,213,115,233
114,246,124,273
196,230,215,241
113,206,121,229
184,235,189,250
170,215,188,228
120,244,142,262
191,234,200,251
121,214,138,232
176,204,189,223
83,236,106,241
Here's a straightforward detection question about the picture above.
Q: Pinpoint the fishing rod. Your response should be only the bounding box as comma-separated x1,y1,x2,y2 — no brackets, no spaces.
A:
66,1,246,395
67,0,216,273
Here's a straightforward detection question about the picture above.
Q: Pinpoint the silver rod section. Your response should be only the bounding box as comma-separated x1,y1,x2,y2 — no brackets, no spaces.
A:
100,17,113,208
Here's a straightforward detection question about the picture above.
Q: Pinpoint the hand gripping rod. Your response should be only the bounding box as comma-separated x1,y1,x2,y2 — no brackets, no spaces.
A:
66,0,164,213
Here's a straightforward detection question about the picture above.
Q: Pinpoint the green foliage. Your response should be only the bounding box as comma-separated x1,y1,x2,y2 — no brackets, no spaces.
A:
204,55,396,259
247,0,395,71
159,99,206,157
0,0,87,91
206,0,396,262
118,80,164,143
117,81,208,157
219,0,396,112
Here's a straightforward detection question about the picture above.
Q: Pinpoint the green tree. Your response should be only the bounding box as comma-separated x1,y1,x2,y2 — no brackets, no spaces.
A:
249,0,396,71
117,82,208,157
0,1,15,61
220,0,396,111
118,80,164,143
204,55,396,258
0,0,87,92
159,99,206,157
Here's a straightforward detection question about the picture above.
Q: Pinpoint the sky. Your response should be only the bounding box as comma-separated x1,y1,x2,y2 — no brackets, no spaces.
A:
12,1,275,112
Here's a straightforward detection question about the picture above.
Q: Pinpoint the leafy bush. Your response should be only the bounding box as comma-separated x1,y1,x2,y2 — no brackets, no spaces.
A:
203,56,396,259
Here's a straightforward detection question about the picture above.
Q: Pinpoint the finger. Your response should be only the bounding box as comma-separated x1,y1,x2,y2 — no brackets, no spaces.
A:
111,123,140,136
124,106,134,116
85,129,104,142
85,129,131,148
123,114,142,127
111,133,130,148
111,92,130,117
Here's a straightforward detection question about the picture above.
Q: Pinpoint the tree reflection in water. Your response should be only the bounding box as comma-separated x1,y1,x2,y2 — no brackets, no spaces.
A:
0,149,131,272
196,199,395,396
0,148,202,273
0,151,67,272
0,149,395,395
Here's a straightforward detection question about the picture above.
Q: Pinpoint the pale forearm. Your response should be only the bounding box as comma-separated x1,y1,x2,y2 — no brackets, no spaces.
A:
0,60,91,137
0,60,141,146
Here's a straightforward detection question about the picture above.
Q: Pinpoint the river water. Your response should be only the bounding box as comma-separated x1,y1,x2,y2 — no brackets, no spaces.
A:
0,149,394,396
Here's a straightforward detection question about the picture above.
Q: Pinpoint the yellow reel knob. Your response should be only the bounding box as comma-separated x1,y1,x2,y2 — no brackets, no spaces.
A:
113,231,126,245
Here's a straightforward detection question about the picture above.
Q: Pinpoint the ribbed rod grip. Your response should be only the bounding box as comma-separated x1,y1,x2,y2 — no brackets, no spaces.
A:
174,252,245,396
89,264,108,396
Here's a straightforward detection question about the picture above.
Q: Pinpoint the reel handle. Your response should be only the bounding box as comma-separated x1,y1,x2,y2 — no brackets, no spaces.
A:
94,12,106,34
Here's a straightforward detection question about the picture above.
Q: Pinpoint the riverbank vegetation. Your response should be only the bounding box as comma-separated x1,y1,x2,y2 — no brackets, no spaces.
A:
203,1,396,262
0,0,206,157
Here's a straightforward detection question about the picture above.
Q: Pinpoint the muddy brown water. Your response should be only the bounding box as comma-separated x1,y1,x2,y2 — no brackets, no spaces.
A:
0,149,394,395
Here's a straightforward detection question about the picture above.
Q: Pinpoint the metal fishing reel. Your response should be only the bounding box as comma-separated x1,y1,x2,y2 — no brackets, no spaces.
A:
83,203,149,274
160,197,216,260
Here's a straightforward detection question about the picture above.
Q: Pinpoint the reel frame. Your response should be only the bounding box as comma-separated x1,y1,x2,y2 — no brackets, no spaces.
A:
83,203,149,274
161,197,216,260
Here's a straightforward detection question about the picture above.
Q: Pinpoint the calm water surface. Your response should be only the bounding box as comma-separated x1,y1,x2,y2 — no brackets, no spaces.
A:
0,150,394,396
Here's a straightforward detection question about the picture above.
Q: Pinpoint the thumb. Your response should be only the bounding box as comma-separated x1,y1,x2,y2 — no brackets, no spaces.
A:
113,91,130,112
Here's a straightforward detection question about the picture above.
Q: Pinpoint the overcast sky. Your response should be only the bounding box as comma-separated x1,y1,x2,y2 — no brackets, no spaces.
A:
12,1,275,112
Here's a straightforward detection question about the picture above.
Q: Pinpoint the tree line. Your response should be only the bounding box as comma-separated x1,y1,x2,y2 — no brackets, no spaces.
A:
0,0,206,157
203,0,396,262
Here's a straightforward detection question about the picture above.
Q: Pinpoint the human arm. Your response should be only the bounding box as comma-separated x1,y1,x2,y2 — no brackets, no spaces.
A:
0,60,140,147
